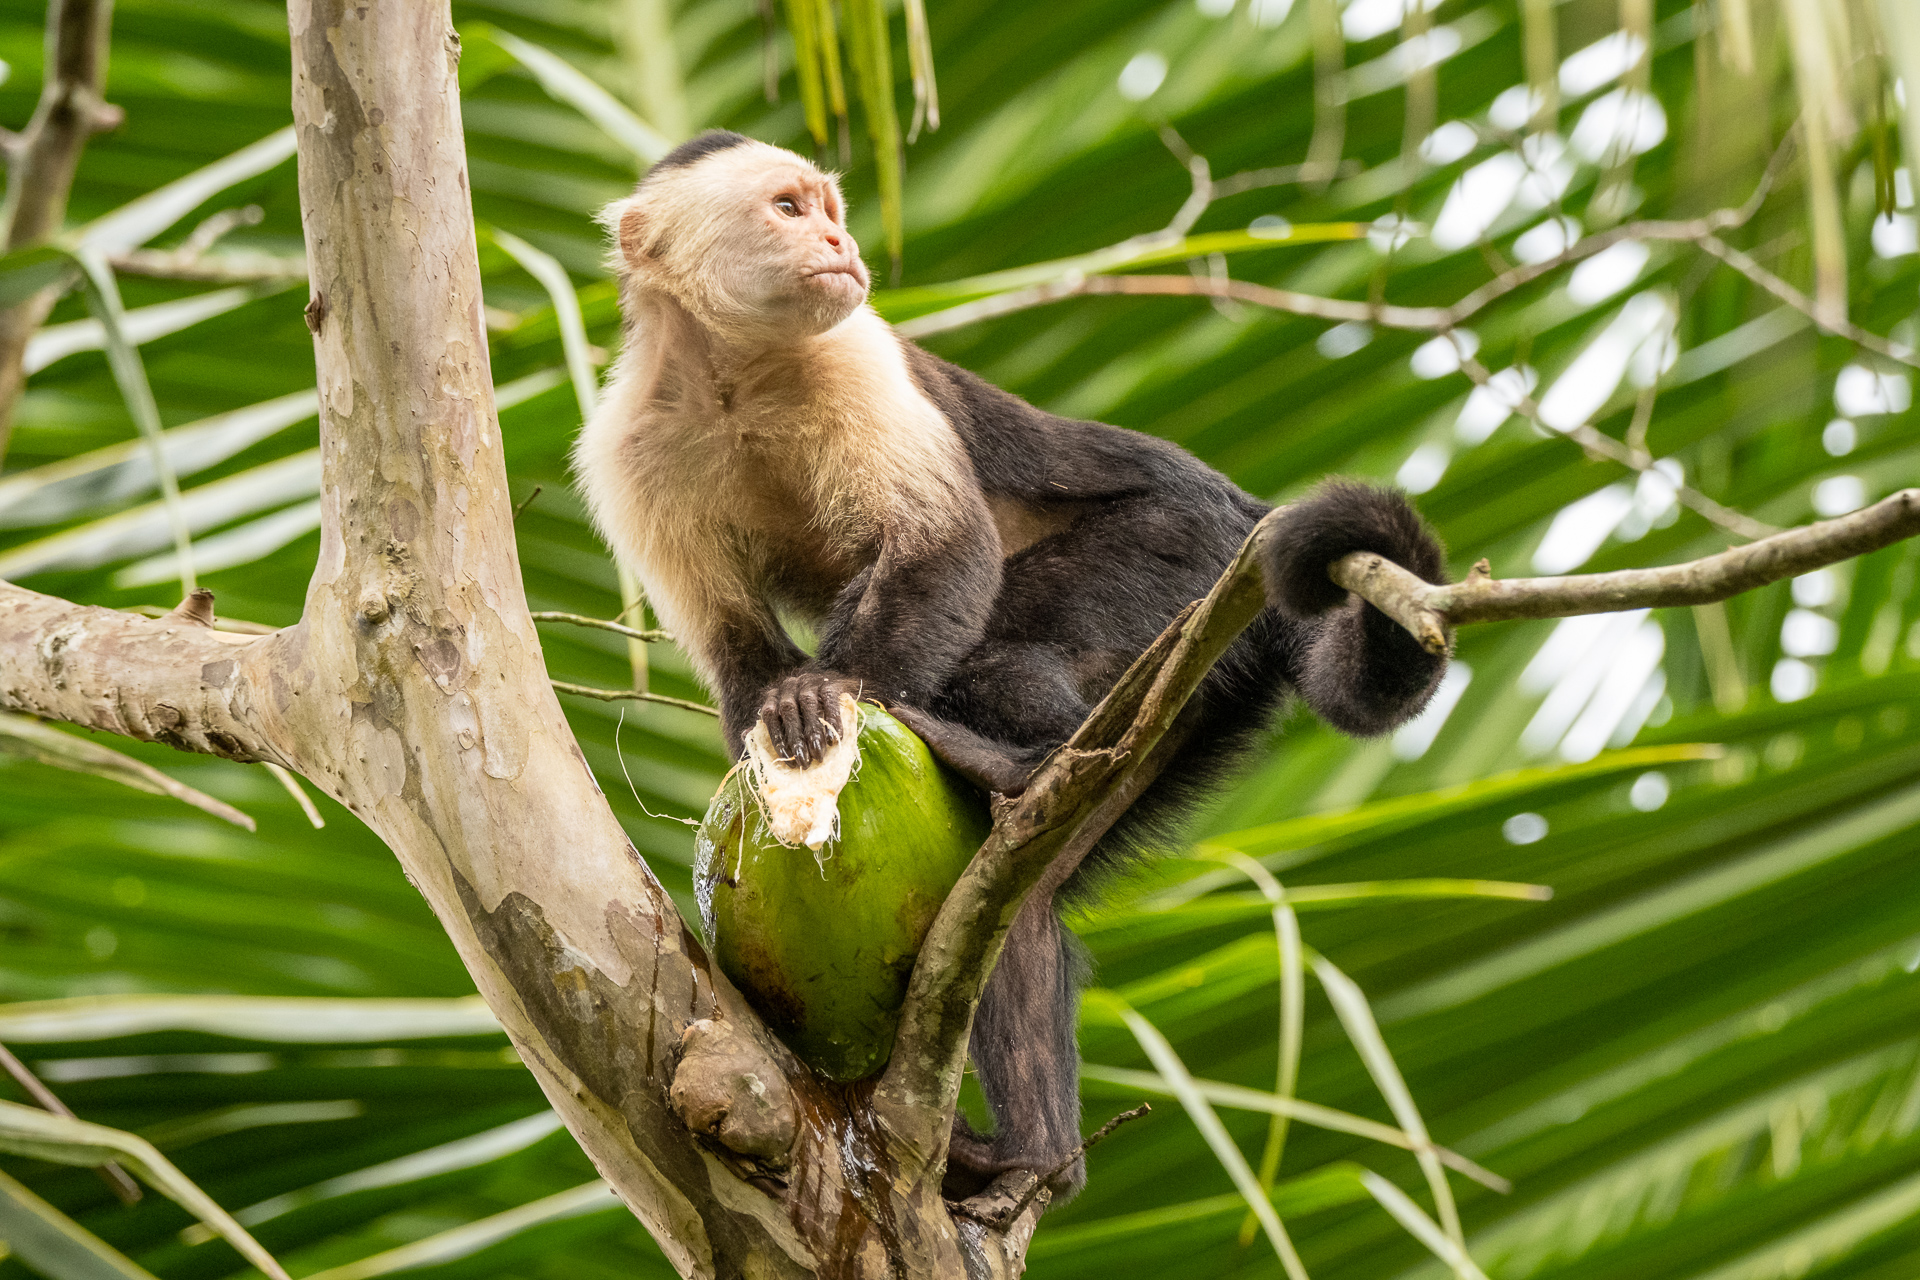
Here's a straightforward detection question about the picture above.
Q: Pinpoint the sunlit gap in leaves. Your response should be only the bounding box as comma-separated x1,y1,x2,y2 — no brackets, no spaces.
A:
1518,611,1668,763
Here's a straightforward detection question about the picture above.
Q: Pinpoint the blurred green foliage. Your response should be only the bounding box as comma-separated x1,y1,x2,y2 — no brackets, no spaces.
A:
1,0,1919,1276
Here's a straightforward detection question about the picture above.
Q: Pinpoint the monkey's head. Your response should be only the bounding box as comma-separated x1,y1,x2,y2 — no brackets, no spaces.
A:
606,131,870,344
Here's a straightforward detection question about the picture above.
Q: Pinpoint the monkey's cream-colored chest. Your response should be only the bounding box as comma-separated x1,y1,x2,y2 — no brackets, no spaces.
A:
579,308,974,643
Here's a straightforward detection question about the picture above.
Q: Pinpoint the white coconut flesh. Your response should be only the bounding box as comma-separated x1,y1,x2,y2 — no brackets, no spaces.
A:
743,693,863,852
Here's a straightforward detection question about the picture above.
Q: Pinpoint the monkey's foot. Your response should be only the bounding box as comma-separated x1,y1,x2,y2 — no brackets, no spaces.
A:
888,705,1036,797
941,1115,1000,1201
948,1169,1047,1231
755,671,859,767
940,1116,1086,1205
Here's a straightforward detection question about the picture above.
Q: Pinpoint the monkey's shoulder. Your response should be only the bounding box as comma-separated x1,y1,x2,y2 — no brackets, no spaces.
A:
896,336,1261,520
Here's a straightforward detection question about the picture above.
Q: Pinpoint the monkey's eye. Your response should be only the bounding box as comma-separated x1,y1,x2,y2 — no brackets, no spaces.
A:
774,196,802,217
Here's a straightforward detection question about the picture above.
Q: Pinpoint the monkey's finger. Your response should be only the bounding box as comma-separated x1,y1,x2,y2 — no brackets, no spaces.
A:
796,681,829,759
776,686,810,765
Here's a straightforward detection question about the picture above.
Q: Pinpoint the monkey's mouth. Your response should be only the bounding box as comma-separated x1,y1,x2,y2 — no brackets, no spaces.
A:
806,266,869,290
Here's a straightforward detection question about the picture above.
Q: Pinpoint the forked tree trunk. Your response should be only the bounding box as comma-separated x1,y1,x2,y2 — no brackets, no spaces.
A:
0,4,1021,1276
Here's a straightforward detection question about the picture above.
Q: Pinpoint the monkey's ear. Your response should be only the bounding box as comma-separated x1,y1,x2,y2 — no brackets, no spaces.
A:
617,203,653,266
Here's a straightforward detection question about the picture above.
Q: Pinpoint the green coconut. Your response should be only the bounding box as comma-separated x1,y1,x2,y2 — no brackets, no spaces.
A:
694,705,990,1082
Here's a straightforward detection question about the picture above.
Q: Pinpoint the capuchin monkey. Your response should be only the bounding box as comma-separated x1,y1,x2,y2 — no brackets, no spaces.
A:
576,130,1449,1201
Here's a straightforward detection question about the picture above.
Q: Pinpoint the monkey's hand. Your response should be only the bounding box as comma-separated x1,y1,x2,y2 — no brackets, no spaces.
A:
756,671,860,767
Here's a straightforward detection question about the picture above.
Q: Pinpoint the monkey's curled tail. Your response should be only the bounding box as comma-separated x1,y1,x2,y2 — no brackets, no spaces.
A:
1257,480,1450,738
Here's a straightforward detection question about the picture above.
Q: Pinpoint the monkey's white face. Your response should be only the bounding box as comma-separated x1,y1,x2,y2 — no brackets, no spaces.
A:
616,142,870,345
726,156,869,336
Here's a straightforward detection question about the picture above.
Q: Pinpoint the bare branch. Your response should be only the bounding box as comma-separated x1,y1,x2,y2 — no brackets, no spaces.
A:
1212,159,1362,198
896,272,1449,338
0,582,286,762
180,204,263,255
101,204,307,282
898,210,1801,341
954,1104,1153,1229
1451,352,1780,542
1334,489,1920,655
1695,234,1918,368
0,0,120,459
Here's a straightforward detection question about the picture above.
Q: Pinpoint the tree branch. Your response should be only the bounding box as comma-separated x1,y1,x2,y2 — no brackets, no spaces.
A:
893,137,1913,546
550,678,718,715
0,585,287,762
1694,234,1918,368
0,0,120,460
530,610,673,643
102,203,309,282
1450,352,1780,542
1333,488,1920,656
881,512,1280,1120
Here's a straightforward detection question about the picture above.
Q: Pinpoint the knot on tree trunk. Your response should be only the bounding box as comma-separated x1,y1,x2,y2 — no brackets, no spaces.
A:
670,1017,797,1162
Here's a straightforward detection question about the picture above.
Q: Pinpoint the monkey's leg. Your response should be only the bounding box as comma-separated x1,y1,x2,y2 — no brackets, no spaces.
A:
888,637,1105,796
946,893,1090,1202
887,704,1039,796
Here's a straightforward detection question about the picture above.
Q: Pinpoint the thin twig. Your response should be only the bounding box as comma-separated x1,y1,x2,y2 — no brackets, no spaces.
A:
892,131,1900,547
1332,488,1920,656
1007,1104,1151,1222
107,247,306,283
181,205,263,255
0,1040,142,1204
105,206,299,284
950,1103,1154,1228
897,272,1448,337
897,128,1918,385
550,678,717,715
1625,383,1657,463
1212,159,1362,198
900,210,1805,341
531,611,673,643
1696,234,1918,367
265,762,324,829
513,484,543,519
1453,351,1778,541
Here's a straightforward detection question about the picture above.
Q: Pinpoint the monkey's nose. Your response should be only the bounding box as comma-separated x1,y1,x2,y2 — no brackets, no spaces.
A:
825,232,842,248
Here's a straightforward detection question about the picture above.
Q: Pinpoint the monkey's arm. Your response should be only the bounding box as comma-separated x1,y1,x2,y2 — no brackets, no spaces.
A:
759,507,1002,765
704,607,810,754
